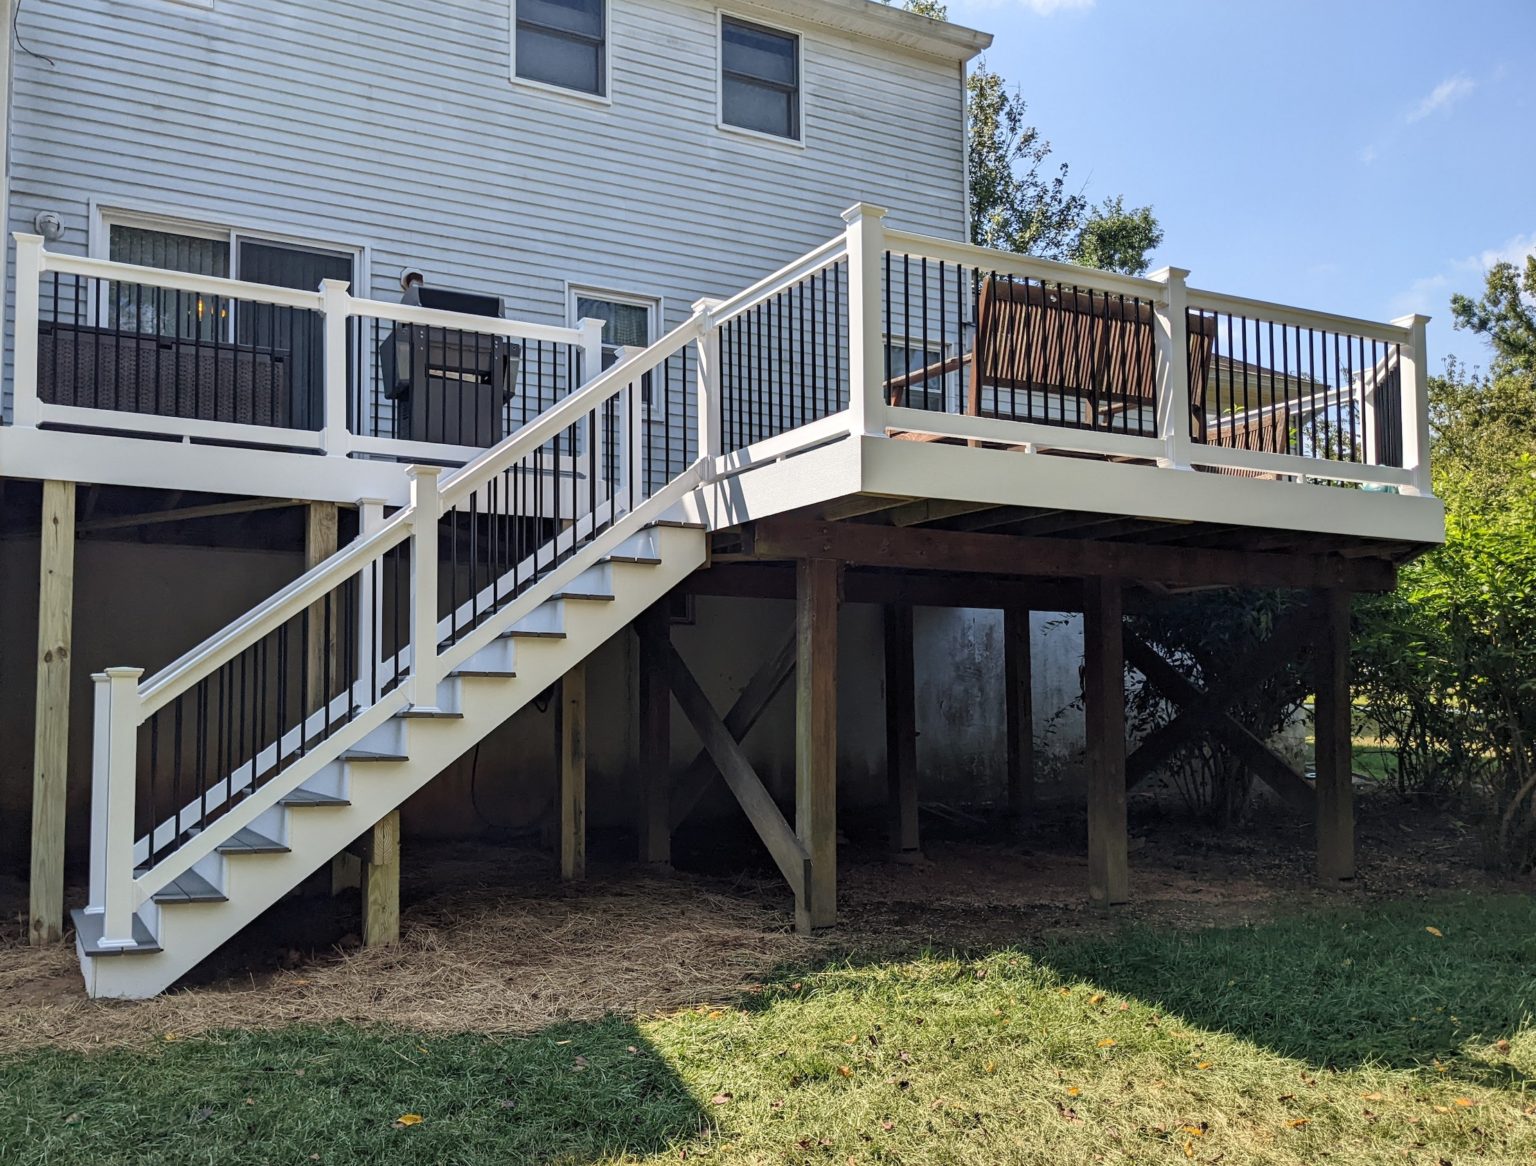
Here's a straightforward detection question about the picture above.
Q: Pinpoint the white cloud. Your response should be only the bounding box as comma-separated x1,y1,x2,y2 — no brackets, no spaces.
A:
1388,232,1536,320
1407,75,1475,123
1360,144,1378,165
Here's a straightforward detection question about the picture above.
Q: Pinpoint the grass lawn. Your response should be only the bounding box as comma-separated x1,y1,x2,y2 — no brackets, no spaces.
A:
5,893,1536,1165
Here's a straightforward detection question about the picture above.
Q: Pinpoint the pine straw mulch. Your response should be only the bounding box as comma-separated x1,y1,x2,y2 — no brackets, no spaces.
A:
0,797,1516,1059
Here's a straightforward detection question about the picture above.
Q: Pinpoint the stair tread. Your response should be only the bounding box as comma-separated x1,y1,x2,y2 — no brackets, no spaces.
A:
152,870,227,904
341,749,408,763
396,707,465,719
217,827,289,854
553,591,616,602
73,908,161,957
452,668,518,678
648,518,707,530
602,554,663,565
279,788,350,807
500,628,567,640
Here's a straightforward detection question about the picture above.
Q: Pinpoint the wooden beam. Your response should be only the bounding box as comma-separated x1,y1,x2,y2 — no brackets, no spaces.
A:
651,633,809,898
1314,589,1355,882
1004,606,1034,823
668,622,798,830
815,494,917,522
883,603,920,859
1083,576,1129,906
76,496,300,534
560,661,587,881
361,809,400,947
637,609,672,866
796,557,841,931
1123,603,1321,791
685,562,1083,613
29,480,75,946
746,519,1397,593
1123,633,1316,814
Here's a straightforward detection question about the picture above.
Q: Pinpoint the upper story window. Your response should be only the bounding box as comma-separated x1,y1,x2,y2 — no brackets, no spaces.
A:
514,0,606,97
720,16,800,141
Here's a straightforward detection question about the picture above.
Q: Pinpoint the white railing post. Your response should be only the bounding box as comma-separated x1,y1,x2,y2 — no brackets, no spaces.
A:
576,316,606,519
406,466,444,708
692,297,723,475
11,232,45,429
320,278,353,457
1392,313,1432,497
1150,266,1194,470
88,667,144,947
355,497,386,704
840,203,889,437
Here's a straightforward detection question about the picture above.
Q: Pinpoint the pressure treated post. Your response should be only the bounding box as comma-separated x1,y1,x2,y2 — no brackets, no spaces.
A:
796,558,840,931
29,479,75,945
561,660,587,881
637,609,672,866
883,603,920,860
1314,589,1355,882
1003,606,1034,823
361,809,400,947
1083,576,1129,906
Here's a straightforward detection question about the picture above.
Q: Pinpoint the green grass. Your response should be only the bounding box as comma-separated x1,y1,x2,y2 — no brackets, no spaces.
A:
6,894,1536,1165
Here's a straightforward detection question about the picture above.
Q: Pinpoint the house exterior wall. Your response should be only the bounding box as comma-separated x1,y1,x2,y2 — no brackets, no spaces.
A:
4,0,970,422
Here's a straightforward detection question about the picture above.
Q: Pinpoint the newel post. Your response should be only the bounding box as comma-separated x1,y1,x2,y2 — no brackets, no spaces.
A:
11,232,45,429
692,297,724,474
406,466,444,708
1150,266,1193,469
320,278,353,457
1392,314,1432,497
841,203,889,437
89,667,144,947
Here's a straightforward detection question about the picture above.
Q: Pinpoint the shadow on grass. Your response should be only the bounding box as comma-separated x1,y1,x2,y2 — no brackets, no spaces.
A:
1029,893,1535,1082
0,1016,705,1166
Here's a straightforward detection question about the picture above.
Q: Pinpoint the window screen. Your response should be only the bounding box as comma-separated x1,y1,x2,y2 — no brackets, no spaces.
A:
516,0,605,95
721,16,799,140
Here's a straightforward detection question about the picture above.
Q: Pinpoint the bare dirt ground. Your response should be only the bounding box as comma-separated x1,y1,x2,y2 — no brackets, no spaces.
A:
0,793,1519,1056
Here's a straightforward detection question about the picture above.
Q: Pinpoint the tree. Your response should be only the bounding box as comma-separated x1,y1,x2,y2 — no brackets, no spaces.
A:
1450,255,1536,376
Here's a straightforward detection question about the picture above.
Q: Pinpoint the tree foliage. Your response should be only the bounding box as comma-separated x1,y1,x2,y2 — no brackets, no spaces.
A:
1450,255,1536,376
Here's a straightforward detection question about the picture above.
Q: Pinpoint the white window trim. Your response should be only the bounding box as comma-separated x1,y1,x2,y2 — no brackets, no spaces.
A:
567,282,663,410
885,332,958,413
715,8,807,150
509,0,614,107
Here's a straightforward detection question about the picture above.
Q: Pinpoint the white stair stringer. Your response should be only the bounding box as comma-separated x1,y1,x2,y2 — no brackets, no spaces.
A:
74,519,707,999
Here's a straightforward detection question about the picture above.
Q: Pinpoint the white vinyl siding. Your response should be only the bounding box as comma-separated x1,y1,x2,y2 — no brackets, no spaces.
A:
5,0,970,432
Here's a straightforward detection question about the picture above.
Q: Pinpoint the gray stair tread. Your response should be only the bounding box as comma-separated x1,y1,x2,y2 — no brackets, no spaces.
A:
396,707,465,719
648,518,707,530
217,827,288,854
73,908,161,956
603,554,663,566
341,749,408,763
499,628,567,640
279,788,350,807
451,668,517,678
152,870,227,904
553,591,616,602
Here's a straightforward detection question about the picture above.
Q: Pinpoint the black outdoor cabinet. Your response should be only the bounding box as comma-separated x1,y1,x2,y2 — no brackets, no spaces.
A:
379,284,520,447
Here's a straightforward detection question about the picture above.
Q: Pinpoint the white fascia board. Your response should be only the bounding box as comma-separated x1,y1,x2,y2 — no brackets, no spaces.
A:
735,0,992,63
857,437,1448,548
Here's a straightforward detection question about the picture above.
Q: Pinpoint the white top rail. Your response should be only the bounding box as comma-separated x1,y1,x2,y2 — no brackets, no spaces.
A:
39,249,327,313
705,234,849,328
1186,287,1414,347
882,227,1166,301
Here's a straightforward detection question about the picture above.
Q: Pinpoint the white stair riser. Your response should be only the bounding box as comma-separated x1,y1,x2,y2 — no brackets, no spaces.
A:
81,525,706,999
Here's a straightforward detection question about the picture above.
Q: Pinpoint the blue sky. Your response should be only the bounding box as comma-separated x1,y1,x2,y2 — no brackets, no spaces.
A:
945,0,1534,376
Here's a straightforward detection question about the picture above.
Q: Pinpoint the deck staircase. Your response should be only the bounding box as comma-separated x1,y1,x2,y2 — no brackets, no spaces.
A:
72,310,716,999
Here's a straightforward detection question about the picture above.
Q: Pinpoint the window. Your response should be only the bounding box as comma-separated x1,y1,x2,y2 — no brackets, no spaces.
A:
720,16,799,141
885,339,948,412
573,289,657,401
515,0,605,96
109,225,229,339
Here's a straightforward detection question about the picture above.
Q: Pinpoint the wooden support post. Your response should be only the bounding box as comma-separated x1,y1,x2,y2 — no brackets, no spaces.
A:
883,603,920,860
561,660,587,881
796,558,840,932
1004,606,1034,824
361,809,400,947
1314,589,1355,882
29,479,75,945
638,609,672,866
1083,576,1129,906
